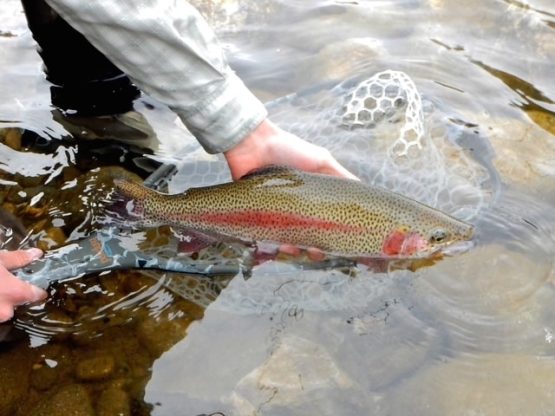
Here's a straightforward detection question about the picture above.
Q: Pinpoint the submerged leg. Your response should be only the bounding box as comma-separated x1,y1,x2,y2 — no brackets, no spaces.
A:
21,0,140,116
21,0,156,151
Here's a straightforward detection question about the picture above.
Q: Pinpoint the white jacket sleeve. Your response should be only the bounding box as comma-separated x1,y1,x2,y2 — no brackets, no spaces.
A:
44,0,268,153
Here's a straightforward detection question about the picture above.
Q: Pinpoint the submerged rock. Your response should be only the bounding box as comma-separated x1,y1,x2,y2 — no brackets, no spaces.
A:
75,355,116,381
136,301,203,358
298,38,386,83
231,335,357,415
387,353,555,416
0,346,33,415
96,386,131,416
29,384,94,416
30,364,59,391
2,128,22,151
0,206,27,249
485,116,555,193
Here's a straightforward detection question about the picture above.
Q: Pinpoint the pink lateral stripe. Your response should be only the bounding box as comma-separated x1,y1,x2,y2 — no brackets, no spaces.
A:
182,210,366,233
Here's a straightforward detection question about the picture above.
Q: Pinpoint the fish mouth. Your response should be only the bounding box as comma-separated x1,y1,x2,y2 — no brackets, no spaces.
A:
463,225,475,240
438,240,475,256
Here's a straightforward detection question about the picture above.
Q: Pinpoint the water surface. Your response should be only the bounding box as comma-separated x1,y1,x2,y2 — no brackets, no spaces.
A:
1,0,554,415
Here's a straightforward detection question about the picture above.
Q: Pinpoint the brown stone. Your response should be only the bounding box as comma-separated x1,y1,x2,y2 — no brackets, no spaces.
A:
30,365,59,391
0,346,33,415
4,128,22,151
96,387,131,416
136,313,192,358
29,384,94,416
389,354,555,416
75,355,116,381
45,227,67,247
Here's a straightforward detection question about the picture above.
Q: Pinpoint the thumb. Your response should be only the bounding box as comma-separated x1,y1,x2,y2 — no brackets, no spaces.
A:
0,277,47,304
0,248,43,270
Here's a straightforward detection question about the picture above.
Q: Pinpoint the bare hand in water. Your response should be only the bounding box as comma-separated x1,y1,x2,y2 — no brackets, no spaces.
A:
0,249,47,322
224,119,358,181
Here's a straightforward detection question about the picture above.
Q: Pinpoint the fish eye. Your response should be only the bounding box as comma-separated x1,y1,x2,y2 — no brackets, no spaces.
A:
429,229,448,243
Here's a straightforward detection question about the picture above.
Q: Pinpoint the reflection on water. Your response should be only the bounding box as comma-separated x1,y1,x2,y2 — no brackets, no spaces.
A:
415,190,555,354
1,0,555,414
142,188,555,415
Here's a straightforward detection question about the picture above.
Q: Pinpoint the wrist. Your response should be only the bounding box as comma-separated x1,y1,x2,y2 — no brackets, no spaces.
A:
224,119,277,180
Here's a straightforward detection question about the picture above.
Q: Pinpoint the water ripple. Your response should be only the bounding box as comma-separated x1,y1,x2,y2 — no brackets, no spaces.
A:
412,187,555,354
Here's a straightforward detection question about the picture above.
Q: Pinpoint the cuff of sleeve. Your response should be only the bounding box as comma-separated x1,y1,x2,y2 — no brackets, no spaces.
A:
173,72,268,154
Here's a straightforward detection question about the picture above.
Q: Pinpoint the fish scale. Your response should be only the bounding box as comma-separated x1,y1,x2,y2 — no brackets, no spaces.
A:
112,166,474,258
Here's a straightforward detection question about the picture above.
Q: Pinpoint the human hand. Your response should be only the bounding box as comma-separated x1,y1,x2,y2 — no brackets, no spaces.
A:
224,119,358,181
224,119,357,260
0,248,47,322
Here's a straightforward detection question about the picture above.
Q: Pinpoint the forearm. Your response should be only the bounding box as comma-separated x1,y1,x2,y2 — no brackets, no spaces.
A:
44,0,267,153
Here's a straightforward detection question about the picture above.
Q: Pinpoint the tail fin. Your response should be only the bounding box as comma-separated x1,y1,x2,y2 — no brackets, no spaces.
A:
104,179,156,228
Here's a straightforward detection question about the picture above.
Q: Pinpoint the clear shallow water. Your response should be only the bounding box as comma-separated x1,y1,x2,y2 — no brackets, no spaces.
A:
1,0,555,415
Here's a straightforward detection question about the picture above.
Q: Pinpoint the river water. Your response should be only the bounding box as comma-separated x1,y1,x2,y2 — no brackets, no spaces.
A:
1,0,555,415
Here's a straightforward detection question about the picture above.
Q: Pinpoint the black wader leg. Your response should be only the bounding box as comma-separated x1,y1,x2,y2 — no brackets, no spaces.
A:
21,0,140,116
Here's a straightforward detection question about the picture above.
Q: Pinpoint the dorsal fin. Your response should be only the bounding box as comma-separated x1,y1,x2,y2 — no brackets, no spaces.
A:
239,165,296,180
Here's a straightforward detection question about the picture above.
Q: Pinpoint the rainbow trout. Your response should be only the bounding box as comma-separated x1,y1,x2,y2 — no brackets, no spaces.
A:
111,166,474,259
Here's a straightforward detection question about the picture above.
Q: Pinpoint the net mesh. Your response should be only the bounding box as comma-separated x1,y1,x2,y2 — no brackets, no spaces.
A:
172,70,494,221
268,70,494,221
154,71,496,310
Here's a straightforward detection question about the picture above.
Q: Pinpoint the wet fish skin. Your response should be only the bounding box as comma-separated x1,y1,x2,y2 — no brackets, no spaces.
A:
112,166,474,259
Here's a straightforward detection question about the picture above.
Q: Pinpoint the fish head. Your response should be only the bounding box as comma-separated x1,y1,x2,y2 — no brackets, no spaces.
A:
382,217,474,258
422,219,475,255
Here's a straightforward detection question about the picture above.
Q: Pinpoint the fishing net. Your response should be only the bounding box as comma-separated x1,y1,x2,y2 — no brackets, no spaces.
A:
141,270,233,309
158,70,497,312
13,71,497,340
171,70,495,222
20,71,496,316
267,70,495,221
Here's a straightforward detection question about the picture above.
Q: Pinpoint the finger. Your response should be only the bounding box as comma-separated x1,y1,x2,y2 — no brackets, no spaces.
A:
306,247,326,261
0,266,47,305
0,303,14,323
322,159,359,181
278,244,302,257
0,248,43,270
